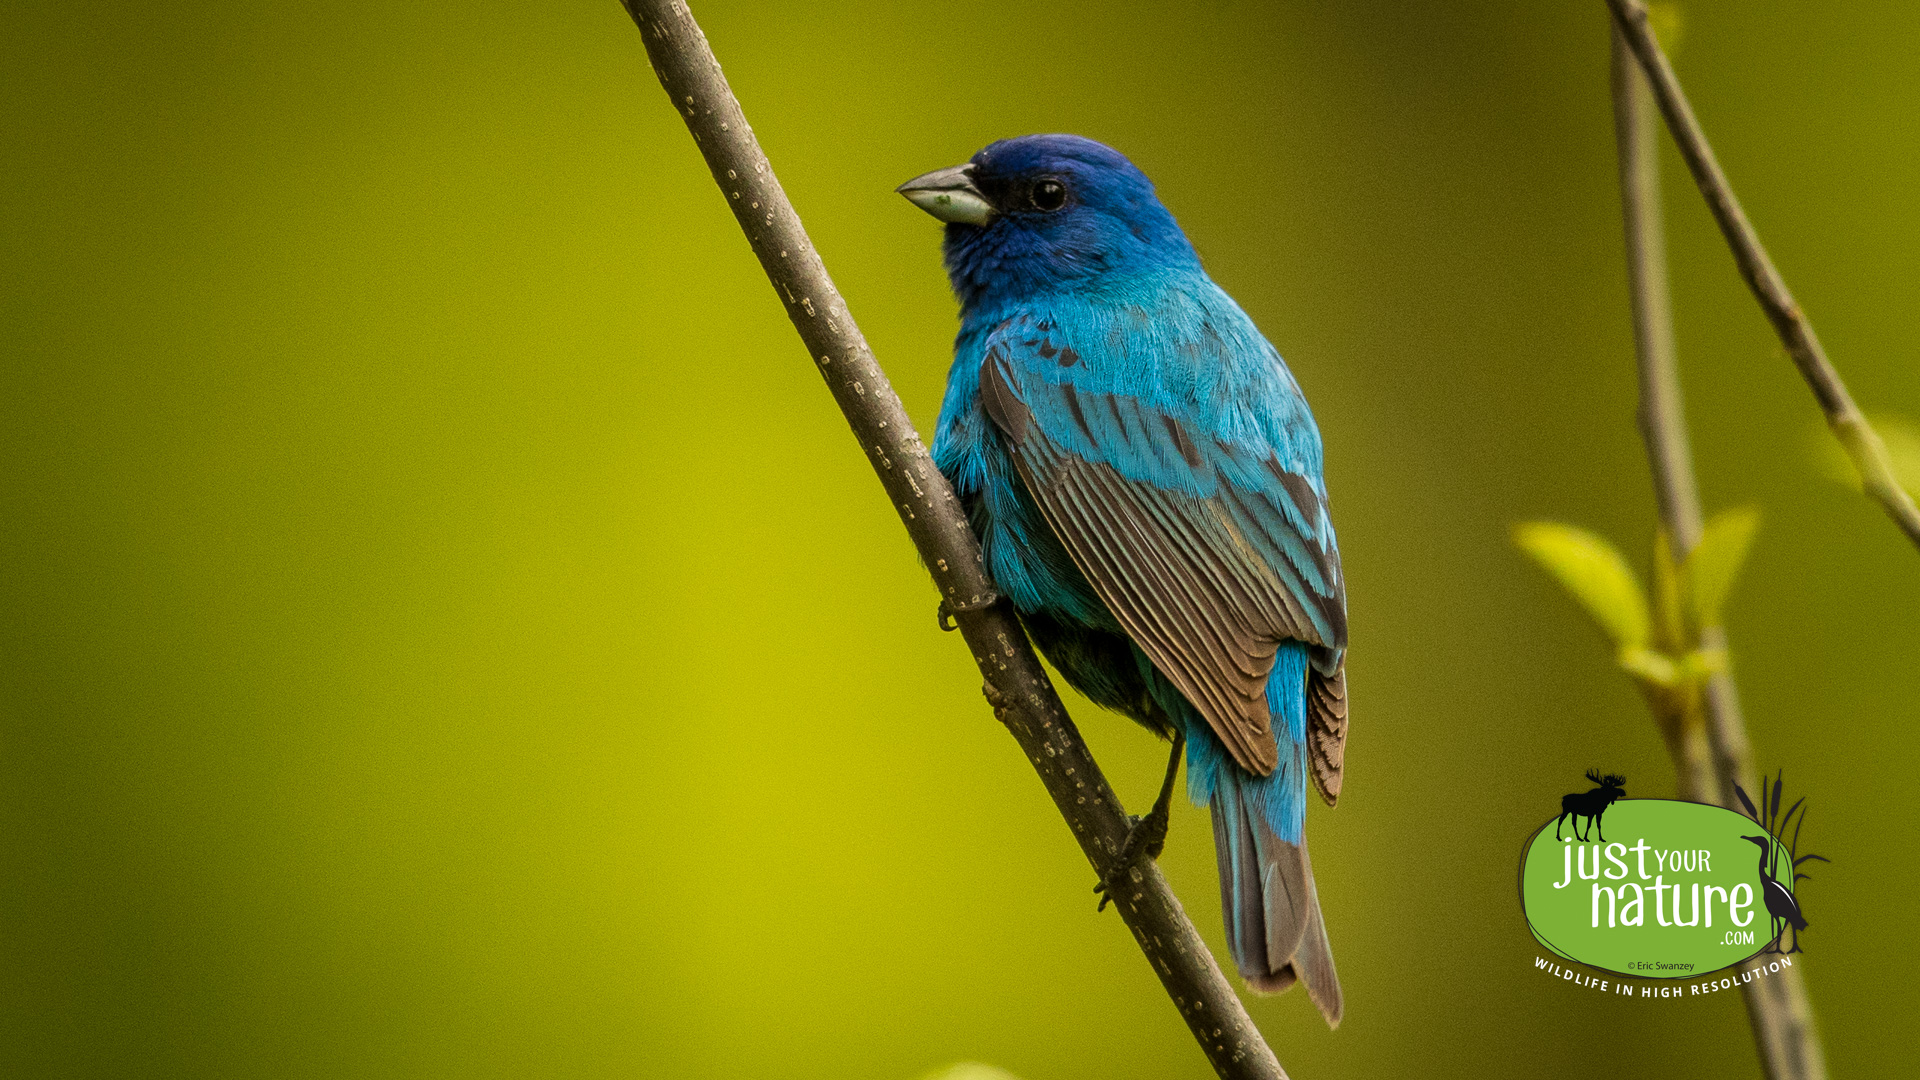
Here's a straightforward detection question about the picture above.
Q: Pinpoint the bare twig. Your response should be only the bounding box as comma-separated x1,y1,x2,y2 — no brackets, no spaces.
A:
1610,25,1715,806
617,2,1287,1076
1610,23,1826,1080
1606,0,1920,552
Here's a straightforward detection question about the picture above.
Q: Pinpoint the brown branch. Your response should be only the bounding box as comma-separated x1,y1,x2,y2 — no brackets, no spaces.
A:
1611,25,1715,806
1609,21,1827,1080
616,2,1287,1076
1606,0,1920,552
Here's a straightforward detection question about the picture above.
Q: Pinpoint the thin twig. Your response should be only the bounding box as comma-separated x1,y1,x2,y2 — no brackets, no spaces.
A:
1606,0,1920,552
1610,26,1714,805
617,2,1287,1077
1609,23,1826,1080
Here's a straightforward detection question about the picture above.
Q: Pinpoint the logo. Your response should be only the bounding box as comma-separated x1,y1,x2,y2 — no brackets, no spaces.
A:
1519,772,1826,979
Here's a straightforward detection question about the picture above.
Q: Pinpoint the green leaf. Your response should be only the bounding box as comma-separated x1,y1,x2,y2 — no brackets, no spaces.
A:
1679,647,1727,683
1811,413,1920,496
1513,522,1650,648
1685,507,1760,630
1618,646,1678,688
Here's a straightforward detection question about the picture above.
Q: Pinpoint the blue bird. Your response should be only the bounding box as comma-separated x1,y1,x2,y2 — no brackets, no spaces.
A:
898,135,1349,1026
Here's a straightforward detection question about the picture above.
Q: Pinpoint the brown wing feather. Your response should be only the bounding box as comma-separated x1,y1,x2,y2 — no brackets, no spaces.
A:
1306,662,1348,806
982,350,1338,776
1023,448,1281,774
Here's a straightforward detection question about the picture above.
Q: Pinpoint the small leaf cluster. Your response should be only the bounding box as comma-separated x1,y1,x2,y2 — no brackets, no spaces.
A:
1811,412,1920,497
1513,508,1758,697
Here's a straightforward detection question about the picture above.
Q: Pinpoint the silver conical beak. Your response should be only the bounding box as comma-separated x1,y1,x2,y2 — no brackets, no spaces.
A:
896,164,994,225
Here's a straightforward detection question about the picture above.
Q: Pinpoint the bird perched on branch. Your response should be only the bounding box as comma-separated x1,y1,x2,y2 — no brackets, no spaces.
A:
900,135,1349,1026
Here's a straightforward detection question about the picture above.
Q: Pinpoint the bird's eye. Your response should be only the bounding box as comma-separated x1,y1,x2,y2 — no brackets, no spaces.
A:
1030,178,1067,212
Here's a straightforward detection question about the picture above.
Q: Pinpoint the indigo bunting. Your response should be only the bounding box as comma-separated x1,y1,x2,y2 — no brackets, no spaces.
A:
900,135,1347,1026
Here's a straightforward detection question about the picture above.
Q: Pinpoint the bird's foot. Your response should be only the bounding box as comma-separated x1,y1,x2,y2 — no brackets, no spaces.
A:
1093,802,1171,912
981,681,1013,725
1094,732,1184,913
937,591,1001,632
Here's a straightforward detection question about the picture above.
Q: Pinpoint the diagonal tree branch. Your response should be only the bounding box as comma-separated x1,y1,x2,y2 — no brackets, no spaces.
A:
1606,0,1920,553
1610,22,1826,1080
616,2,1287,1076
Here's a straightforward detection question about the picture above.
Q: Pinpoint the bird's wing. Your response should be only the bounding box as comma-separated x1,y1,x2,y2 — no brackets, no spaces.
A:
978,313,1346,779
1304,660,1347,805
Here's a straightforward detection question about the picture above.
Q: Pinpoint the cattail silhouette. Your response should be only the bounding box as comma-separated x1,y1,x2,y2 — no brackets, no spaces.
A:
1555,769,1627,842
1733,771,1827,954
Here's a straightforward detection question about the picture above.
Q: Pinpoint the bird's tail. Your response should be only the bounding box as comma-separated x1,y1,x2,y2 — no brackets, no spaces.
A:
1210,763,1342,1028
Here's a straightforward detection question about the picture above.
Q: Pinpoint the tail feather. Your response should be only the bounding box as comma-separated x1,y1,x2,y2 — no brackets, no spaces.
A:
1288,844,1343,1025
1212,777,1272,986
1211,767,1342,1028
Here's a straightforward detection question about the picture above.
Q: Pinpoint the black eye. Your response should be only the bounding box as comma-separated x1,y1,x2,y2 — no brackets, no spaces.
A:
1030,178,1067,212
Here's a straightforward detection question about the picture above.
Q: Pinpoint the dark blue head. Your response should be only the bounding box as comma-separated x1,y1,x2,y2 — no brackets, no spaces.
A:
897,134,1199,309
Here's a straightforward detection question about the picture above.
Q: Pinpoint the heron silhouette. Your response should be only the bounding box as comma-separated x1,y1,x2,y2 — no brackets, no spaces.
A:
1732,771,1827,955
1741,835,1807,953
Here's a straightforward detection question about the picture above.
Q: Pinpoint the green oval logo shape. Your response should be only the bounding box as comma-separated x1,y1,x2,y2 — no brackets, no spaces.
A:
1520,799,1792,978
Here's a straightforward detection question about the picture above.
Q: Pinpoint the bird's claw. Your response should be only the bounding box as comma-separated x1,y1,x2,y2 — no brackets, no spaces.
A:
937,591,1002,632
981,681,1014,724
1093,807,1171,912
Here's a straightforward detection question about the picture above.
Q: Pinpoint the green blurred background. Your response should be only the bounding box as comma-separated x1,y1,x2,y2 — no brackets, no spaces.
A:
4,1,1916,1076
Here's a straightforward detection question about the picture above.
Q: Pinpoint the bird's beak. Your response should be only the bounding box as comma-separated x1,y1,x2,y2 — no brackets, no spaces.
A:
896,164,994,226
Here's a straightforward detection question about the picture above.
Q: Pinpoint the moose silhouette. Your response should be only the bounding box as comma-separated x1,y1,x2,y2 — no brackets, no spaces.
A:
1554,769,1627,842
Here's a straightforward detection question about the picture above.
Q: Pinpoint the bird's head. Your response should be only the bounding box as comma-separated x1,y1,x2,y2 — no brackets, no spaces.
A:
897,134,1199,309
1741,835,1771,850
